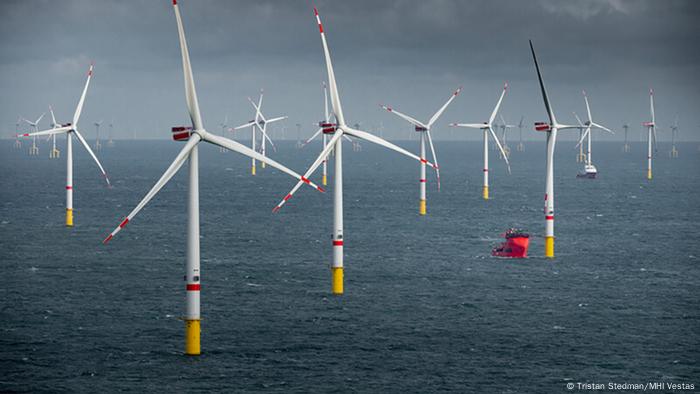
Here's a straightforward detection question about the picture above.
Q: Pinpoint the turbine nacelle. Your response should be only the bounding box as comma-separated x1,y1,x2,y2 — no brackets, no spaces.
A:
535,122,551,132
321,123,338,134
414,126,427,132
642,121,655,127
172,126,194,141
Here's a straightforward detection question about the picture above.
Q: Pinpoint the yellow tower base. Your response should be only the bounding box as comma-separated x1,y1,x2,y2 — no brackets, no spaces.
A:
185,319,201,356
251,165,256,176
322,174,327,186
331,267,343,295
545,236,554,258
419,199,426,215
647,169,652,180
66,208,73,227
483,186,489,200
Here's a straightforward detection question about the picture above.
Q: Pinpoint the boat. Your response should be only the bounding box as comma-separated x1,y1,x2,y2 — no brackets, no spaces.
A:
576,163,597,179
491,228,530,258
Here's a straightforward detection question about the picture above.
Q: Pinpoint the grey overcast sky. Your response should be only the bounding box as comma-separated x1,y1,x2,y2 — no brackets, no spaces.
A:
1,0,699,141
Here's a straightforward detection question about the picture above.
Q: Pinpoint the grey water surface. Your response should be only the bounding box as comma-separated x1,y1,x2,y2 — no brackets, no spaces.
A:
1,139,698,393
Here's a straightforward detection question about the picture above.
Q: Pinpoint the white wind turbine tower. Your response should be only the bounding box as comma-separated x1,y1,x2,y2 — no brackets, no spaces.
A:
669,116,679,158
574,91,613,179
48,106,61,158
449,83,511,200
17,64,110,226
379,86,462,215
108,120,115,147
232,90,286,174
642,89,657,180
273,7,434,295
529,40,582,258
21,113,45,156
102,0,322,356
14,118,22,149
622,123,630,152
497,114,515,158
516,116,525,152
93,120,103,151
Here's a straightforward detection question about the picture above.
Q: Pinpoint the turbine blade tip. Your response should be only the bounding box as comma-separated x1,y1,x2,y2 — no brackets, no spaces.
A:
102,234,113,244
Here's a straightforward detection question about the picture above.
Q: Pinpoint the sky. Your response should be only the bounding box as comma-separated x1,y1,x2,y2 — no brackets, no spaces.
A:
1,0,699,142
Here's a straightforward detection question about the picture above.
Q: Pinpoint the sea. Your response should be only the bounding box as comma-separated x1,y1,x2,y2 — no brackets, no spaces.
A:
1,138,698,393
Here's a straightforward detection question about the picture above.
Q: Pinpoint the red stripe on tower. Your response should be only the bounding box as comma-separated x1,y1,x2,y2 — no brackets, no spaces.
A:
66,186,72,190
333,240,343,246
186,284,200,291
545,215,554,220
419,179,426,183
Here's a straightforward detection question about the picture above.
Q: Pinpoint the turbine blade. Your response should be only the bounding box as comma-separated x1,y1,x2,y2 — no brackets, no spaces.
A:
425,129,441,191
173,1,204,130
264,116,287,124
573,112,584,127
17,126,71,138
379,104,426,128
488,82,508,126
273,131,344,212
302,128,323,146
202,132,323,192
583,91,593,122
649,89,655,125
592,122,613,133
49,106,57,126
529,40,556,125
575,127,591,148
314,7,345,125
450,123,486,129
488,126,511,174
343,126,434,168
73,128,111,186
73,64,94,125
103,135,200,244
233,121,256,130
35,112,46,125
427,86,462,127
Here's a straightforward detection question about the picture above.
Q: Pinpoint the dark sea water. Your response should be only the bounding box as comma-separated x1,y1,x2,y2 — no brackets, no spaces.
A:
1,138,698,393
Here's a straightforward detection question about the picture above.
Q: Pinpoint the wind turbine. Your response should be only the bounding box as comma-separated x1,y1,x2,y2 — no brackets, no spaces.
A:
449,83,511,200
573,113,587,163
48,106,61,158
21,113,45,156
622,123,630,152
497,114,515,158
516,116,525,152
302,82,335,186
642,89,657,180
379,86,462,215
232,90,285,174
529,40,581,258
17,64,110,226
107,120,115,147
102,0,322,356
272,7,434,295
93,120,103,151
574,91,613,179
302,82,359,185
14,118,22,149
669,116,679,158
